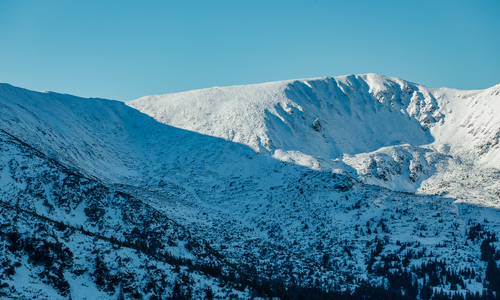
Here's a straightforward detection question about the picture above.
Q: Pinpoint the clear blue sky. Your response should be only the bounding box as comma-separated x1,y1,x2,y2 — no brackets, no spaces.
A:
1,0,499,101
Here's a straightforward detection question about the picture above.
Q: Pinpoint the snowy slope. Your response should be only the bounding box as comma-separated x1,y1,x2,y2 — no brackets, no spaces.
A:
0,83,145,184
128,75,437,170
2,75,500,299
128,74,500,198
0,83,267,186
0,131,249,299
429,83,500,165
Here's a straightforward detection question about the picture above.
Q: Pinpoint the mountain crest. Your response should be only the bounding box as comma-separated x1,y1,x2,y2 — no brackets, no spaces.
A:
2,75,500,299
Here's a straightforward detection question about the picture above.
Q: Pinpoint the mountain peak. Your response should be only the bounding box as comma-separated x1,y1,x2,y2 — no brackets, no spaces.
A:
128,74,434,167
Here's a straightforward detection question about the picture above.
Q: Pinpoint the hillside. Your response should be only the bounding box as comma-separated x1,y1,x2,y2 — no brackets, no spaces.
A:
129,74,500,198
1,75,500,299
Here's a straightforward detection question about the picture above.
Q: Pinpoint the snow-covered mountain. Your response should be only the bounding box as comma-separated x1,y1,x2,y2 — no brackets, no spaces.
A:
1,74,500,299
129,74,500,199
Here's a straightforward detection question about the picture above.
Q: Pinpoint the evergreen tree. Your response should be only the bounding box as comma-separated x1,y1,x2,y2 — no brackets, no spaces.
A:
486,259,500,292
481,239,494,262
171,281,185,300
204,287,214,300
420,284,433,300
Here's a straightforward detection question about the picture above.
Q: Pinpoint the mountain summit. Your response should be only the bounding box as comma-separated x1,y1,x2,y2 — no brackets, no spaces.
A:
1,75,500,299
128,74,500,194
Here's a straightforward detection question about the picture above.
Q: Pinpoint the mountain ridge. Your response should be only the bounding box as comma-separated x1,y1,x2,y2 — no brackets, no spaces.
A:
2,75,500,299
127,73,500,196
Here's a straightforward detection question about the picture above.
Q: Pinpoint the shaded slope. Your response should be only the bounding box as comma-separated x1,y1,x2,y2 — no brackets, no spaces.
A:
0,130,253,299
0,82,267,187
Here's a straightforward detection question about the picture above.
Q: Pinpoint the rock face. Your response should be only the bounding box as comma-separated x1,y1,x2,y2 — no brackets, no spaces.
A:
1,75,500,299
312,118,322,132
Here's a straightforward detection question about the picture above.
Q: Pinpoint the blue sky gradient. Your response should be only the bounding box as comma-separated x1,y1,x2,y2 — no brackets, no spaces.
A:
1,0,499,101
